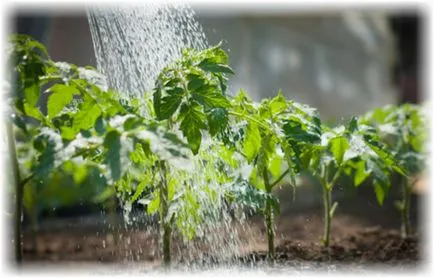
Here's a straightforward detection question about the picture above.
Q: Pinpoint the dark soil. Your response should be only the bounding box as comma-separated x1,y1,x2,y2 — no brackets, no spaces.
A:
238,228,419,264
19,189,425,270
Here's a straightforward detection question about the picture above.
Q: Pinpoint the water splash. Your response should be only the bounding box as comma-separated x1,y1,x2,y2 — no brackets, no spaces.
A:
87,3,208,100
87,3,256,266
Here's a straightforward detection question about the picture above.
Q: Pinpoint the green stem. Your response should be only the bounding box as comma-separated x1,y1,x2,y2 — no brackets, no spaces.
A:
159,161,171,267
263,168,275,261
270,168,290,189
322,185,332,248
401,178,411,238
6,122,23,263
228,111,271,132
320,166,341,248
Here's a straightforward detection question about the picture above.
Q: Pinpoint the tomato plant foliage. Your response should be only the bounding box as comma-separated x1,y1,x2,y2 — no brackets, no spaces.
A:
6,33,422,262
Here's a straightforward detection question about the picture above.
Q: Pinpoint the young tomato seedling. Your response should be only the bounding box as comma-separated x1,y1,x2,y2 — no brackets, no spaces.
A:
298,116,405,247
224,90,321,260
361,104,427,238
152,43,234,266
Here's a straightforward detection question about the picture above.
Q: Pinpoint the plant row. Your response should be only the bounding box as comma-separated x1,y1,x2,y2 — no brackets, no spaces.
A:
5,34,428,265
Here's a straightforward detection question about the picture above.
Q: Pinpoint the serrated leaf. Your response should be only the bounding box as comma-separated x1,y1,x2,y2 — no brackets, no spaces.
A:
207,108,228,136
157,88,183,120
198,59,234,74
179,103,206,154
187,74,206,91
47,84,78,119
329,136,349,165
192,89,231,109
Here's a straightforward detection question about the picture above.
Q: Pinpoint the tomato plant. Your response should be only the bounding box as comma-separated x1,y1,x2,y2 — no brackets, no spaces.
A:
6,34,193,263
360,104,428,238
151,42,234,265
220,90,323,259
6,34,420,267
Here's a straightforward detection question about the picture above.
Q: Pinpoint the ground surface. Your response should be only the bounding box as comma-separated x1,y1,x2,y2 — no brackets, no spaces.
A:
18,190,424,272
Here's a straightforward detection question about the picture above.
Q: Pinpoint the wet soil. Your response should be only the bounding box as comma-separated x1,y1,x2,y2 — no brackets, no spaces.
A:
18,189,424,270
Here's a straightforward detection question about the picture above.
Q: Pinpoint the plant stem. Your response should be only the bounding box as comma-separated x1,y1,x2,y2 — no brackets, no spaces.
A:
322,185,332,248
108,195,118,246
270,168,290,189
263,168,275,261
228,111,271,132
6,122,23,263
401,178,411,238
159,161,171,267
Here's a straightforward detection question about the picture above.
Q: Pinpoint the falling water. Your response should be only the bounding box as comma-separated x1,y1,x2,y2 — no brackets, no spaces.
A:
86,3,257,267
87,3,208,99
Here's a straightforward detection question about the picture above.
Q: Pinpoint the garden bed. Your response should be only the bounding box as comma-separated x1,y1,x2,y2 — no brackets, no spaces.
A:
21,193,423,270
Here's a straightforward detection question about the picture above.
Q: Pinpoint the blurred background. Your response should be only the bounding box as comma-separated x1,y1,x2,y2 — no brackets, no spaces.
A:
13,7,422,120
8,4,425,262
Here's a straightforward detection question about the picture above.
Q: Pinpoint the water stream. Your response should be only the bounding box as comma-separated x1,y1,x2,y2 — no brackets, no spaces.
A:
86,2,258,268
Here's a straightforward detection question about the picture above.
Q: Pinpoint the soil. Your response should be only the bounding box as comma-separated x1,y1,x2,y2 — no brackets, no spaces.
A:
17,189,425,271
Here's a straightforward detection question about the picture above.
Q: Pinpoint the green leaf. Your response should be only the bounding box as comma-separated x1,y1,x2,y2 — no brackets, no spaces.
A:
354,161,370,187
23,103,44,121
147,194,160,215
73,103,102,131
11,115,27,134
192,89,231,109
187,74,206,91
373,179,388,205
95,116,106,135
73,164,88,184
179,103,206,154
130,179,149,204
243,122,261,163
33,137,56,178
24,82,40,107
207,108,228,136
329,136,349,165
198,59,234,74
268,91,287,115
366,159,388,185
269,153,282,178
157,88,183,120
47,84,78,119
104,131,122,181
60,126,77,140
348,116,358,133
